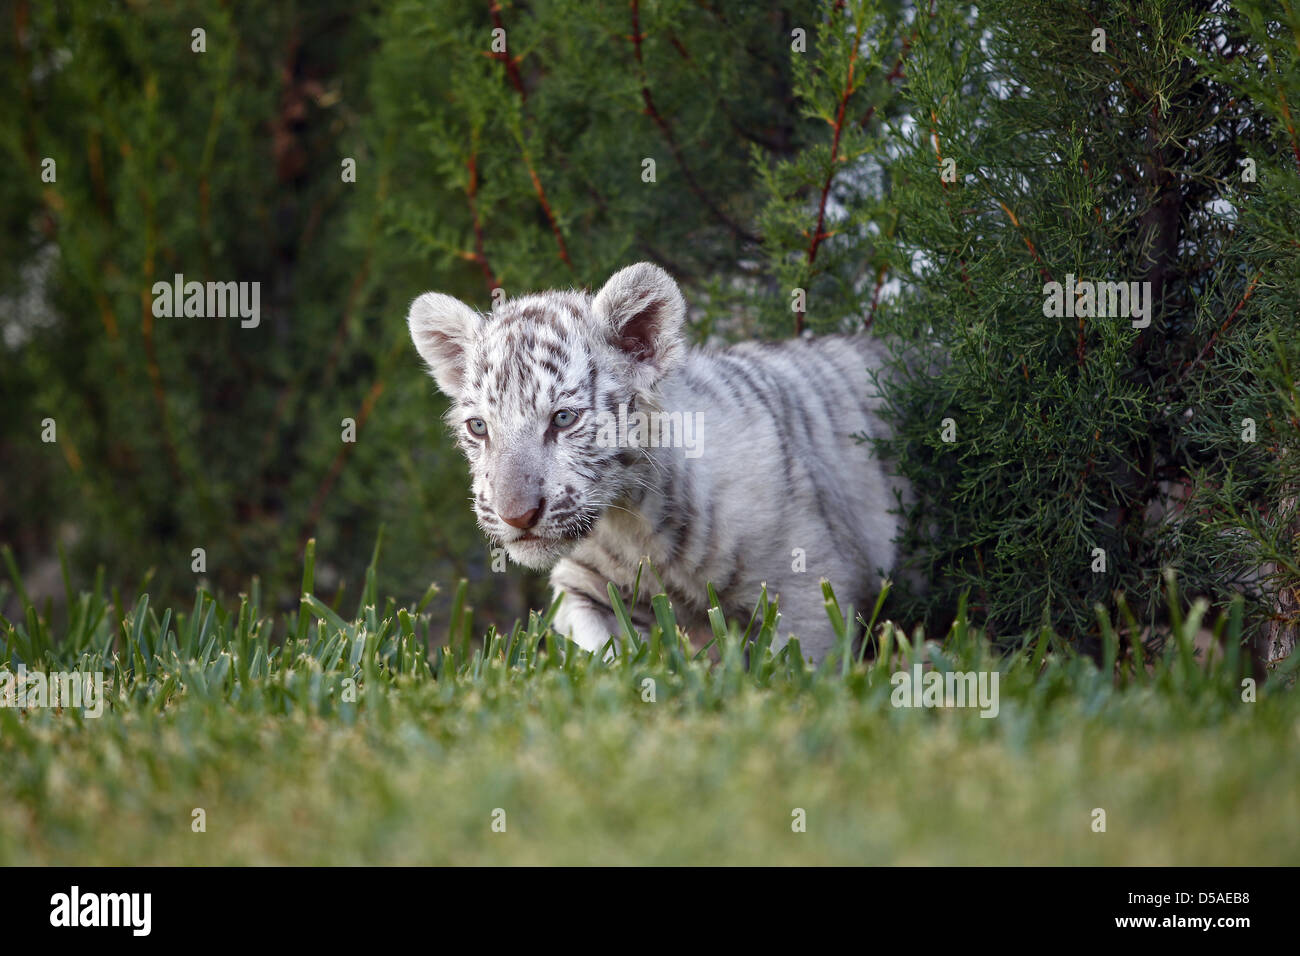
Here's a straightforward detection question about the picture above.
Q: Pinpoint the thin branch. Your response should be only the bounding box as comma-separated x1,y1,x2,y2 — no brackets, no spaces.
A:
857,13,922,129
629,1,760,247
487,1,527,99
798,9,864,335
865,263,888,330
520,145,573,269
466,150,499,292
488,2,573,270
1181,270,1262,379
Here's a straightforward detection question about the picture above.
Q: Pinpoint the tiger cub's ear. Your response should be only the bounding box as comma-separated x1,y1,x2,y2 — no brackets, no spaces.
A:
407,292,482,399
592,262,687,391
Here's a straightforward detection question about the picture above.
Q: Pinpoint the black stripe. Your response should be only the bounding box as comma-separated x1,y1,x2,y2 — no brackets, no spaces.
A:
713,355,796,500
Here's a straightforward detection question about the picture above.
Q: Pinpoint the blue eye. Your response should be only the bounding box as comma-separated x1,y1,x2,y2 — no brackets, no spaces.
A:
466,418,488,437
551,409,578,429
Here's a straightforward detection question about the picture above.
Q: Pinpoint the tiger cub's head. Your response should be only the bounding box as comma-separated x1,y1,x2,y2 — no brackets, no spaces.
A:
407,262,686,569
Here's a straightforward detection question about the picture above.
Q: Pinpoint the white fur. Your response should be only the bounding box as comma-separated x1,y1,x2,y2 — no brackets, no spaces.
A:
408,263,907,662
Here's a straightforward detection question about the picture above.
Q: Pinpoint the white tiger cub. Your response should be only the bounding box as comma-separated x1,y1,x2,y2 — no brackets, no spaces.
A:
407,262,907,662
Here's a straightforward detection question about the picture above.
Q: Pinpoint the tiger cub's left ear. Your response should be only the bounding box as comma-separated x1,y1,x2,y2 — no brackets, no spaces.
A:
592,262,687,390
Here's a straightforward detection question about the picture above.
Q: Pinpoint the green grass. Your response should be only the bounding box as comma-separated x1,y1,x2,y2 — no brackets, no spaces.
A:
1,539,1296,865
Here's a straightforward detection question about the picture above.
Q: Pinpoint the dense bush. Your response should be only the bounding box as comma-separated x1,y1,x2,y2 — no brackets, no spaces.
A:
867,0,1300,665
0,0,821,625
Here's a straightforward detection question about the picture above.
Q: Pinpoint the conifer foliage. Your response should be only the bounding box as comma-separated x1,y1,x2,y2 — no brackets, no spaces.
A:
1,1,1295,667
854,0,1300,660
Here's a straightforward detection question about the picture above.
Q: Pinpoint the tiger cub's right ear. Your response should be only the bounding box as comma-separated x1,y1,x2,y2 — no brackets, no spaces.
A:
407,293,482,399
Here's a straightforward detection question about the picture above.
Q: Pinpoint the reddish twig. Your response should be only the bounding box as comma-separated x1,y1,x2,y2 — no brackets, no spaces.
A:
865,263,888,330
990,197,1074,361
466,151,499,291
1273,79,1300,172
1257,39,1300,172
629,1,760,246
487,2,572,270
487,1,527,100
1181,271,1262,379
798,13,863,335
859,30,916,128
521,150,573,269
993,198,1051,281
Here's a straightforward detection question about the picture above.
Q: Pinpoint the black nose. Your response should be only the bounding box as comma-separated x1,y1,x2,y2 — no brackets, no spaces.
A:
501,499,544,530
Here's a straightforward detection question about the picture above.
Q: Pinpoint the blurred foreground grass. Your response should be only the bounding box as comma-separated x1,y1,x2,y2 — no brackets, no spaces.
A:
1,540,1296,865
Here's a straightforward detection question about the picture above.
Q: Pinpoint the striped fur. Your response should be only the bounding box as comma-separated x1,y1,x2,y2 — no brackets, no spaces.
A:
408,263,907,662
